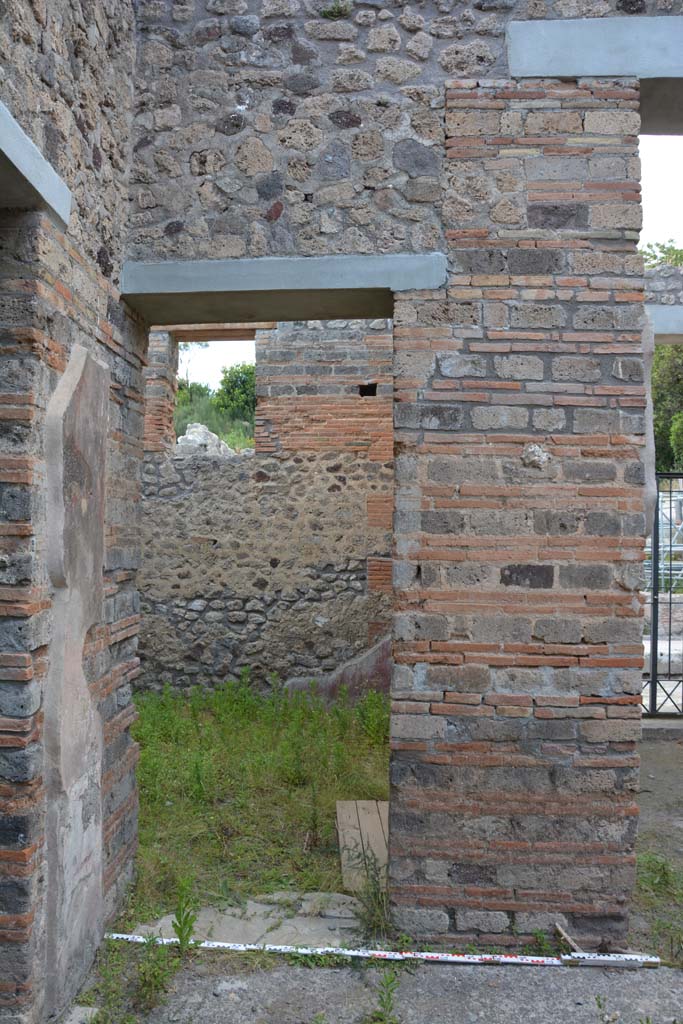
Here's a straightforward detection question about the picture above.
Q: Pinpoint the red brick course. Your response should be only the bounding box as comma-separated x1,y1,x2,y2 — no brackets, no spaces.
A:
389,79,645,946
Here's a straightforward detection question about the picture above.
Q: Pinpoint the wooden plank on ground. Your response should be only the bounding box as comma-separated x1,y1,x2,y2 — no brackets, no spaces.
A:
336,801,365,892
337,800,389,892
378,801,389,849
356,801,388,885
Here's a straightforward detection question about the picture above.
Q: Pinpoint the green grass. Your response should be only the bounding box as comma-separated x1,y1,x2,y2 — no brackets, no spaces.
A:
127,677,390,923
635,852,683,965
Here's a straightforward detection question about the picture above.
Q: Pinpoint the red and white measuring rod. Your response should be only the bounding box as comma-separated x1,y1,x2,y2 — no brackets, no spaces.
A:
105,933,660,970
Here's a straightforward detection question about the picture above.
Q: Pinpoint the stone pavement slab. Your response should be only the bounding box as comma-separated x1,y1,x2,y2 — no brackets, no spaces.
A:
135,892,360,948
142,961,683,1024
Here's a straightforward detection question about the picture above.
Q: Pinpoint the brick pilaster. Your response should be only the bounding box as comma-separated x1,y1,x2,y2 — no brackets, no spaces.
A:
389,79,645,947
143,331,178,454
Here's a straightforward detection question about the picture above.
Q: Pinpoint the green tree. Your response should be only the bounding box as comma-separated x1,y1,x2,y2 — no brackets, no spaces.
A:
176,380,212,408
652,345,683,471
214,363,256,425
670,411,683,471
641,239,683,268
645,240,683,470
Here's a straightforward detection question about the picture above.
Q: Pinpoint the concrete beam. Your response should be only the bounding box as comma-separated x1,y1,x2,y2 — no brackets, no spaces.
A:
647,303,683,344
507,16,683,79
121,253,448,324
0,101,72,227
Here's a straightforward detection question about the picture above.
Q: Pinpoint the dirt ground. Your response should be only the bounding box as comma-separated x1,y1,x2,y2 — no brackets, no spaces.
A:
638,738,683,867
631,736,683,957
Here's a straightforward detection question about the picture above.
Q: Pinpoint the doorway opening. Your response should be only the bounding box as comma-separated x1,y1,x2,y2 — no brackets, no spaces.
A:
130,314,394,940
640,121,683,718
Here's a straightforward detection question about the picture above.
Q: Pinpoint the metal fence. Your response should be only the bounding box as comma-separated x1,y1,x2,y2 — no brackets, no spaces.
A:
643,473,683,716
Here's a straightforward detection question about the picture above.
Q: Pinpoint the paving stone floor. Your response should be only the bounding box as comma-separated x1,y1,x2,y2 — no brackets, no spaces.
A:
135,891,361,949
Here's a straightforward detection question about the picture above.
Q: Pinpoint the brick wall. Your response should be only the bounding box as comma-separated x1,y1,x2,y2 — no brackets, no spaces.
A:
255,320,393,462
389,78,645,948
142,332,178,453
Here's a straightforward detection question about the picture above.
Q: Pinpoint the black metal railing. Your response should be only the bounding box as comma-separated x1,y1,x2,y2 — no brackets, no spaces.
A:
643,473,683,716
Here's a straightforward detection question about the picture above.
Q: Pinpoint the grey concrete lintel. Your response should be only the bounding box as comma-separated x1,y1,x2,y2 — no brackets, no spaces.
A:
507,16,683,79
0,101,72,227
647,303,683,344
120,253,447,325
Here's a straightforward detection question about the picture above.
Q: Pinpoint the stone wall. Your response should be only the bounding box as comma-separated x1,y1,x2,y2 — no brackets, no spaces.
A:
0,4,143,1021
139,447,392,689
128,0,680,264
0,0,136,279
645,264,683,305
137,318,393,692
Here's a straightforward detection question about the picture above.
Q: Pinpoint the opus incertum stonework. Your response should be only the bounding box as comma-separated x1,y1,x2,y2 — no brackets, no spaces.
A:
2,0,683,1019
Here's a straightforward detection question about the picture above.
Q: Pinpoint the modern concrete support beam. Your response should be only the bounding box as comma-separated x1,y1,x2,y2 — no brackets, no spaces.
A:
507,16,683,79
0,101,72,227
121,253,448,323
647,303,683,344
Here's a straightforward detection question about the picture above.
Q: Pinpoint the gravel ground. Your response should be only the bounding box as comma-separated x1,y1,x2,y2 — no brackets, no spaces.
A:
141,959,683,1024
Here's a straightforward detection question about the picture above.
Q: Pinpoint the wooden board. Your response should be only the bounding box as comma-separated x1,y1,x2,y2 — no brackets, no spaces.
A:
336,800,389,893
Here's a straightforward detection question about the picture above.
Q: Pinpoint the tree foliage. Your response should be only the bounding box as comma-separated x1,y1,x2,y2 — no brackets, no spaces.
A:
642,240,683,470
214,362,256,425
176,380,212,407
670,411,683,471
173,367,256,449
652,345,683,471
641,239,683,268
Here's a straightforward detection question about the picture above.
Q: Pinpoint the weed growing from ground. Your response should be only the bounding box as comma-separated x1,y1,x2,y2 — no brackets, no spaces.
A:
285,950,353,969
352,847,393,943
85,941,136,1024
520,929,561,957
652,918,683,966
637,853,683,902
320,0,351,18
172,881,198,955
595,995,620,1024
130,678,389,920
134,936,178,1011
84,937,179,1023
364,968,400,1024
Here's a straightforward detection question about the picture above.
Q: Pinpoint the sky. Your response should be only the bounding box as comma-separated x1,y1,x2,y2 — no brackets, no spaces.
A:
180,135,683,390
